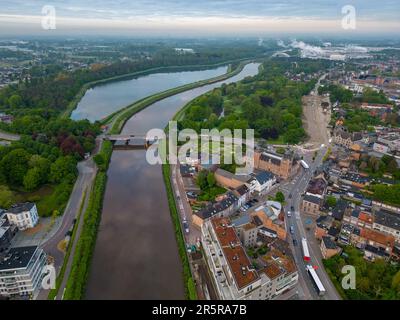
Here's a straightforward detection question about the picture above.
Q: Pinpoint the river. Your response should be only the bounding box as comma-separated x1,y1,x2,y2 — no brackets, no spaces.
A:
85,63,260,299
71,66,228,122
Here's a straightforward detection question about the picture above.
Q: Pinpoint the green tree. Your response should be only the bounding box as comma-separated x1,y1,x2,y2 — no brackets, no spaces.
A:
326,196,337,208
23,167,42,191
275,191,285,203
0,148,30,186
0,185,13,208
49,156,78,183
207,172,216,188
8,94,23,108
196,170,208,190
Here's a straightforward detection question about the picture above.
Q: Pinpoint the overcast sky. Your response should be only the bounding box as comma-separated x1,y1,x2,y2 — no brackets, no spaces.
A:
0,0,399,36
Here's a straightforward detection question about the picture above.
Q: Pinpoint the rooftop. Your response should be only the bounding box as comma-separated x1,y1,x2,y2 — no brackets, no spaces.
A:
374,210,400,232
322,236,338,250
6,202,35,214
360,228,395,247
303,194,321,205
253,171,275,185
211,217,260,290
0,246,38,271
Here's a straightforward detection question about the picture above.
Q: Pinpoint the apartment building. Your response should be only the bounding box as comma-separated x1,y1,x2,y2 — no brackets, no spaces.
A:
6,203,39,231
0,246,47,298
201,217,298,300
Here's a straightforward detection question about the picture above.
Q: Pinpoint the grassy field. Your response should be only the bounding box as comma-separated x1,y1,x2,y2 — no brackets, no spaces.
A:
2,183,72,217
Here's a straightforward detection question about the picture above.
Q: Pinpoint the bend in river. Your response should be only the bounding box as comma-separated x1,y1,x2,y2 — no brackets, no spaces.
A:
85,63,260,299
71,66,228,122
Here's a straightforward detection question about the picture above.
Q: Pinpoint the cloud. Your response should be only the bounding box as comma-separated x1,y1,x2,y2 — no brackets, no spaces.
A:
0,0,399,35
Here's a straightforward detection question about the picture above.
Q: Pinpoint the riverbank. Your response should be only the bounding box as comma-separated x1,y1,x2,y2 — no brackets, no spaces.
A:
61,58,252,119
61,62,250,299
104,60,250,134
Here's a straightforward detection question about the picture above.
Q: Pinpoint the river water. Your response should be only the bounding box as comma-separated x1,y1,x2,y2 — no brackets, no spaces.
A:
85,63,260,299
71,66,228,122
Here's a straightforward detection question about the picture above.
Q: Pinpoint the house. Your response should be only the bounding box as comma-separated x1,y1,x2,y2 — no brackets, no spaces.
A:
340,172,370,189
251,171,276,194
331,200,349,221
315,215,334,240
6,203,39,231
333,127,363,149
192,192,239,228
373,209,400,243
0,246,47,298
301,194,321,216
305,175,327,199
0,211,17,256
320,236,341,259
214,168,252,190
254,150,299,179
232,184,251,207
251,202,286,240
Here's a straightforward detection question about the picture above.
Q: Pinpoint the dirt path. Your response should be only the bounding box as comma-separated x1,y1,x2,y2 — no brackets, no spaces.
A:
302,74,331,148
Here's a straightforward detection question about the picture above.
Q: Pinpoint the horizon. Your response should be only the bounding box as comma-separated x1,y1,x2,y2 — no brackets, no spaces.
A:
0,0,399,37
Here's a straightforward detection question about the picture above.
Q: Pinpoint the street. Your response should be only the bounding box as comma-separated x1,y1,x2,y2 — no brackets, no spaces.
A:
279,147,341,300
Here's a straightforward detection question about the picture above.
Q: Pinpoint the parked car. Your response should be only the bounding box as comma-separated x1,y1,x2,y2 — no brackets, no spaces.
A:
290,226,294,234
287,211,292,217
290,206,295,211
292,239,298,246
183,220,190,234
289,194,292,199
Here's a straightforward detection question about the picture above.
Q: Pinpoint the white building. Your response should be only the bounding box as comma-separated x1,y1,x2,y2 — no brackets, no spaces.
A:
0,246,47,298
6,203,39,231
373,210,400,243
201,217,298,300
252,171,276,194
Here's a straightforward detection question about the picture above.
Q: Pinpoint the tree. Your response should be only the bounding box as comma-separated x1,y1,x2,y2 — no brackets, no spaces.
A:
23,167,42,191
275,191,285,203
207,172,216,188
326,196,337,208
29,155,50,184
49,156,78,183
196,170,208,190
0,148,30,186
0,185,13,208
8,94,23,108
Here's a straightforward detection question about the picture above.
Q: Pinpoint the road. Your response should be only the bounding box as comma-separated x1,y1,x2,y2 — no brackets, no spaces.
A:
0,129,21,141
37,158,97,300
279,147,340,300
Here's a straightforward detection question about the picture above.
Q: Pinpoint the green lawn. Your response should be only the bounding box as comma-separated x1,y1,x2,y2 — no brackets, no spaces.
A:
3,182,73,217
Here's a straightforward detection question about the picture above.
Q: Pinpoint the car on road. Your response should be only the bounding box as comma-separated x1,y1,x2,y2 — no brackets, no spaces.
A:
182,219,190,233
290,226,294,234
287,211,292,217
289,194,292,199
186,191,197,198
290,206,294,211
292,239,298,246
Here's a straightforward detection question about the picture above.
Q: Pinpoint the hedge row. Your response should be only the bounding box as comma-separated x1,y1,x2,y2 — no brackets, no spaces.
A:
47,189,87,300
162,163,197,300
63,171,106,299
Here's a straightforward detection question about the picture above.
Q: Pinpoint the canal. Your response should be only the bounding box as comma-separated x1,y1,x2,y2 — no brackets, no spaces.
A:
71,66,228,122
85,63,260,299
